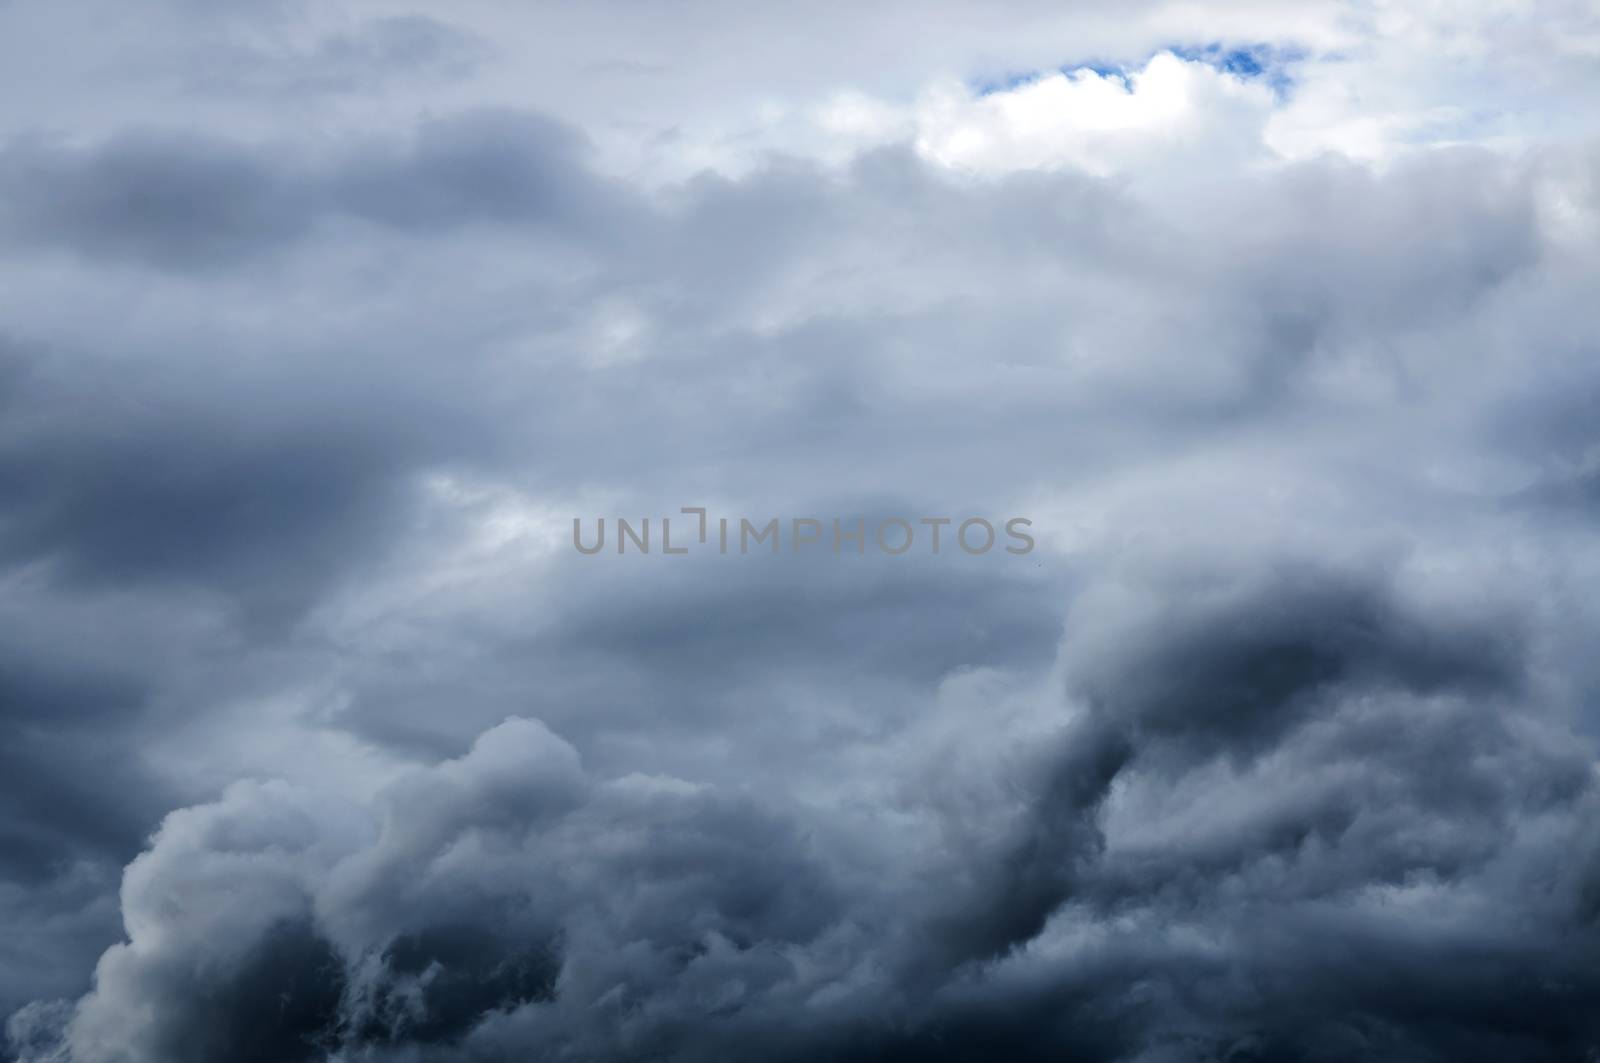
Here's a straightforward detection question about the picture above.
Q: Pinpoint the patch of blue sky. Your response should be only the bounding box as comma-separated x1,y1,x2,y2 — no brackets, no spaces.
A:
970,69,1048,95
971,42,1299,101
1167,42,1300,97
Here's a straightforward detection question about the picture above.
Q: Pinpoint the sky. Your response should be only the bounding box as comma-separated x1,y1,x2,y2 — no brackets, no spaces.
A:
2,1,1600,1060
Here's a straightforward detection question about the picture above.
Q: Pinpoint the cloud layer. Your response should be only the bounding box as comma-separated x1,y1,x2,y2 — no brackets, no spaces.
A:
2,1,1600,1060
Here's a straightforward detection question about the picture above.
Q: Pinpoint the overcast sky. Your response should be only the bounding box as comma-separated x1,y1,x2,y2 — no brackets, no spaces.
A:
3,2,1600,1061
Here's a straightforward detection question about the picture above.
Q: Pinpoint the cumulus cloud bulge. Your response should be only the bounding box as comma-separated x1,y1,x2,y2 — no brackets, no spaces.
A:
2,0,1600,1060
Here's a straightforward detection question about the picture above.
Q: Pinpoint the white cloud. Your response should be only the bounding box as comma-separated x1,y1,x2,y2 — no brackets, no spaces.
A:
911,53,1274,175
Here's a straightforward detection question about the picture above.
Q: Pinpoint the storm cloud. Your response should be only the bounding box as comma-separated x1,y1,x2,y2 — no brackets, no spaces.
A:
2,1,1600,1060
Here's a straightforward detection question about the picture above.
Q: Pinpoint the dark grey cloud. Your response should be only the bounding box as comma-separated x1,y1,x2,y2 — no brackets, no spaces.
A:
0,344,440,624
15,558,1598,1062
0,132,309,269
1065,563,1522,758
0,111,637,271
